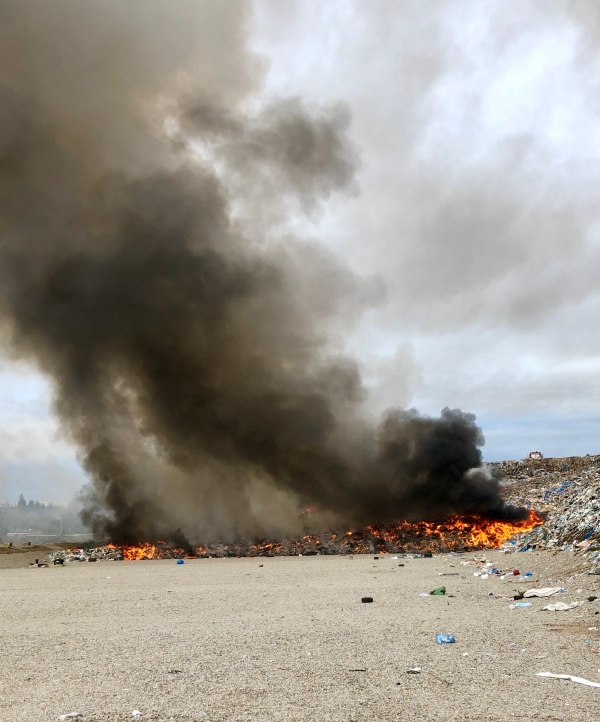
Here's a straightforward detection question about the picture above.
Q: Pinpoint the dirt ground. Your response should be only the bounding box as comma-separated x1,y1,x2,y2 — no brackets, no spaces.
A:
2,550,600,722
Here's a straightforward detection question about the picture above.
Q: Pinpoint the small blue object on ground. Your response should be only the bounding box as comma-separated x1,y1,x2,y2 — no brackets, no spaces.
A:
176,559,184,564
513,602,532,608
436,634,456,644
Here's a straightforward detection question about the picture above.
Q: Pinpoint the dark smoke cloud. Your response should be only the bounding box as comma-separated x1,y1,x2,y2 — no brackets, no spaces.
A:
0,0,525,543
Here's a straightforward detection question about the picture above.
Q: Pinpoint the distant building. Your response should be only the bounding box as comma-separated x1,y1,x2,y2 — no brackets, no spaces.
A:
528,451,543,459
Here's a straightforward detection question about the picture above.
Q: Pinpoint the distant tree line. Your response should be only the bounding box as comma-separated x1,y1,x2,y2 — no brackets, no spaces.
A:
0,495,89,536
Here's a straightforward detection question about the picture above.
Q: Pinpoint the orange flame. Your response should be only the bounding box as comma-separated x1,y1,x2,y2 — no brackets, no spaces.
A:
111,510,543,559
366,510,545,552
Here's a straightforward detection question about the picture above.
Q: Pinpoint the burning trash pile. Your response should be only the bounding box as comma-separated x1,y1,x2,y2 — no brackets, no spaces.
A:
45,511,542,561
498,456,600,566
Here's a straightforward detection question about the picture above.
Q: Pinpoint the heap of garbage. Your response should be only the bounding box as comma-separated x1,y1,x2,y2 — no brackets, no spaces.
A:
498,455,600,568
48,546,125,563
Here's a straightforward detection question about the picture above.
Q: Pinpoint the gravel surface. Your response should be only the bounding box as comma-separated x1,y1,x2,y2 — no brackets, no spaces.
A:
2,552,600,721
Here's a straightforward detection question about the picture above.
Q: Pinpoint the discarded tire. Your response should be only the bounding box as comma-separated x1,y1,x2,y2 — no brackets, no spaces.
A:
361,597,374,603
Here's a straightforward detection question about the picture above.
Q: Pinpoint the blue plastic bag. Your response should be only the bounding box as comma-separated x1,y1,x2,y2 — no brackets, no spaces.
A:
436,634,456,644
176,559,184,564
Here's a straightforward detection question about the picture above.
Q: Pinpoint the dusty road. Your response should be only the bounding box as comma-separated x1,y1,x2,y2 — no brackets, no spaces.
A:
1,551,600,721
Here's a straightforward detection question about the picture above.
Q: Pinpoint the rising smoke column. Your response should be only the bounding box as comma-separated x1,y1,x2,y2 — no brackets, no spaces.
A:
0,0,526,543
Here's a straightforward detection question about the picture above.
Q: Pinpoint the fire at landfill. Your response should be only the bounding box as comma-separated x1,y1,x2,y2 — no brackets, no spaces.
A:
49,510,543,561
0,2,535,547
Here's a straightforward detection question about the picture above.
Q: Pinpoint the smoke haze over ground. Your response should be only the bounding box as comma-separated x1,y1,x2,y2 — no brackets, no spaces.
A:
0,0,553,542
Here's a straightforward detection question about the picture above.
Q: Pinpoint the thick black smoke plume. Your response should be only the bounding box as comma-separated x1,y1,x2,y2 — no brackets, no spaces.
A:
0,1,526,543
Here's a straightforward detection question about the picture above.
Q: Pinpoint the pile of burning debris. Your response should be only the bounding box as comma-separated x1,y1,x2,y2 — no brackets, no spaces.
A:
45,511,541,562
499,456,600,567
42,456,600,563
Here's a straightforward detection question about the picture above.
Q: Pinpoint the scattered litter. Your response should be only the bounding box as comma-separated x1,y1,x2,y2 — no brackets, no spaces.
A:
588,596,597,602
132,712,142,718
361,597,374,603
523,587,562,598
349,669,366,672
542,601,581,611
436,634,456,644
406,667,421,674
259,564,263,567
429,586,446,596
513,570,520,576
510,602,532,609
58,715,82,721
176,559,184,565
438,573,460,576
418,593,428,597
536,672,600,688
168,669,182,674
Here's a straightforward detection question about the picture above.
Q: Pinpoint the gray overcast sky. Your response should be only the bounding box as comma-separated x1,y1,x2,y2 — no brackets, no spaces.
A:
2,0,600,503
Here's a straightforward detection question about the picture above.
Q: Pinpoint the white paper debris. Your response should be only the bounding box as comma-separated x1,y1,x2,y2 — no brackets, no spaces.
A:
542,601,581,611
536,672,600,688
523,587,562,598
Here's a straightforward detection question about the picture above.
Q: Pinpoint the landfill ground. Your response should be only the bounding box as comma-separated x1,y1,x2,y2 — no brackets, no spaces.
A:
2,551,600,722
